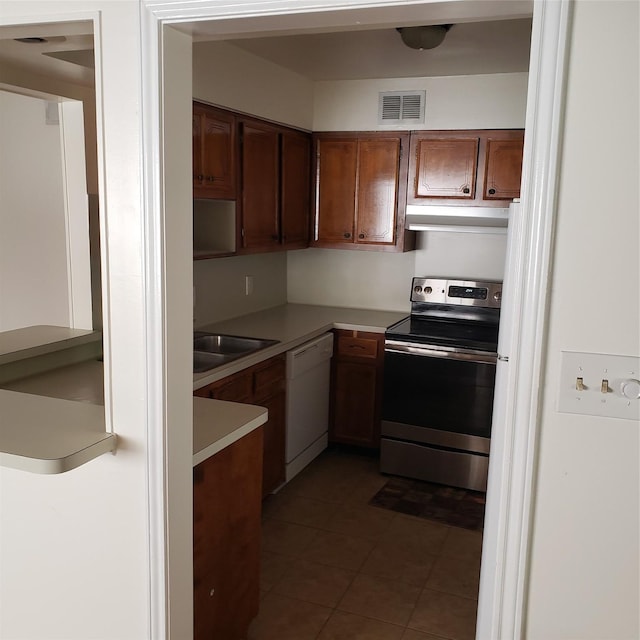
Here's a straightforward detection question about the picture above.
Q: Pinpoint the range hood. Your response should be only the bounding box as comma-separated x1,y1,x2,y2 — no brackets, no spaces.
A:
405,205,509,234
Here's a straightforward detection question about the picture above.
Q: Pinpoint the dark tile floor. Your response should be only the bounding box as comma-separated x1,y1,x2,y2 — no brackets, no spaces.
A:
250,449,483,640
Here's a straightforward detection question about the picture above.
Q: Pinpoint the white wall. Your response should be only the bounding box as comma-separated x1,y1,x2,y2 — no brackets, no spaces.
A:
195,252,288,325
313,72,528,131
191,42,523,314
0,91,70,331
193,40,314,130
192,40,313,321
289,72,524,309
525,1,639,638
0,2,153,638
287,247,415,311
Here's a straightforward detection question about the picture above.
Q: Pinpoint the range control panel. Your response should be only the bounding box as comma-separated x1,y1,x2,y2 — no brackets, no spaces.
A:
411,278,502,309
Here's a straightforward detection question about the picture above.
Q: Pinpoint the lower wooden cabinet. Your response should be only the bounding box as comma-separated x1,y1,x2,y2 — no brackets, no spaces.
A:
193,427,263,640
195,354,286,496
329,330,385,448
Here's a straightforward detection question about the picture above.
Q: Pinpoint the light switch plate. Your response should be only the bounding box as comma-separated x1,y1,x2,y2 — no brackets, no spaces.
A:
558,351,640,420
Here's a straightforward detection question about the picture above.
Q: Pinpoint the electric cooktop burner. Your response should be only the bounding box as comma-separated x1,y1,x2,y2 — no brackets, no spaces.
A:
385,277,502,353
386,316,499,353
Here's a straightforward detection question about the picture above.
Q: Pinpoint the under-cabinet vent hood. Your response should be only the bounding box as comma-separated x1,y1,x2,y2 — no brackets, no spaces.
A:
405,205,509,234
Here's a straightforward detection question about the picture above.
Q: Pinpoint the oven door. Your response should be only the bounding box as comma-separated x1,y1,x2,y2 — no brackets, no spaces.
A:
381,340,496,453
381,340,496,490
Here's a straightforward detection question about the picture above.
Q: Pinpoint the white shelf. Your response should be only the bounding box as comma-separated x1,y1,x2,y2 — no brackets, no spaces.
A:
0,325,101,365
0,390,115,474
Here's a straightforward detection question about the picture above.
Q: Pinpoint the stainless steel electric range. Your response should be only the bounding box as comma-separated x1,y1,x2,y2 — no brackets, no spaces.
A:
380,277,502,492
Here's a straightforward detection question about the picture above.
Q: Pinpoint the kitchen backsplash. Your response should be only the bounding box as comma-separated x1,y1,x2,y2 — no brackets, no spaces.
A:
193,231,507,324
194,252,287,327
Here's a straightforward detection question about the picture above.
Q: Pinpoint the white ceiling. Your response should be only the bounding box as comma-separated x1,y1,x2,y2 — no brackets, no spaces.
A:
0,3,532,89
0,21,94,87
223,19,532,81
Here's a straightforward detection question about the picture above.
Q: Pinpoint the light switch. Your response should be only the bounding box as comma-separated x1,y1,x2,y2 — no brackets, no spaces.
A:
558,351,640,420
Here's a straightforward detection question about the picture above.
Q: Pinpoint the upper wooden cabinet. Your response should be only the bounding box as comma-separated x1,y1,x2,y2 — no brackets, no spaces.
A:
281,129,311,249
312,132,414,252
239,119,280,250
483,135,525,200
192,102,237,200
408,129,524,207
239,117,311,253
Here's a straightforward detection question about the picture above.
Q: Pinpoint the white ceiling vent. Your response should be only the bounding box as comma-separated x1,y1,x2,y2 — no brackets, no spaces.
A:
378,91,425,125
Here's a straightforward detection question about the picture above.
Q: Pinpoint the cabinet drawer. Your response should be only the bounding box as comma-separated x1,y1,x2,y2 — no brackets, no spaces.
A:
210,371,252,403
252,356,285,402
337,334,379,360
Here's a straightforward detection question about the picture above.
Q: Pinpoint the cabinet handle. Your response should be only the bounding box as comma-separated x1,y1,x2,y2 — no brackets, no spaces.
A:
344,232,352,239
206,175,215,182
358,233,365,239
488,188,496,195
196,174,204,181
463,187,470,194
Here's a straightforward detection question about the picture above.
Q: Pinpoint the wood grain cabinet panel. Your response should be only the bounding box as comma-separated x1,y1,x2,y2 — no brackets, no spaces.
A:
193,427,262,640
281,129,311,249
315,138,358,244
483,135,525,200
356,138,402,245
408,129,524,207
330,330,385,448
239,118,312,253
312,132,413,252
192,103,237,200
240,119,281,250
195,354,286,497
413,137,479,199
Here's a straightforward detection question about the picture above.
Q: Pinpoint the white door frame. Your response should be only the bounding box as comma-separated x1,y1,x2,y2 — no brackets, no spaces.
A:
140,1,573,637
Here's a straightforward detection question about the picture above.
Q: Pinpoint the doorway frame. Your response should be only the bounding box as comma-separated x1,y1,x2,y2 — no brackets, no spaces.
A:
140,1,573,636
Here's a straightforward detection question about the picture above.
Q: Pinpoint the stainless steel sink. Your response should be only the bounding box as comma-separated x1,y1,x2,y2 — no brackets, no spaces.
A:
193,332,279,372
193,351,234,373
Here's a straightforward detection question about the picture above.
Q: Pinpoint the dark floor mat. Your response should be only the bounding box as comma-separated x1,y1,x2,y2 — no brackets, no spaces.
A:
370,476,485,531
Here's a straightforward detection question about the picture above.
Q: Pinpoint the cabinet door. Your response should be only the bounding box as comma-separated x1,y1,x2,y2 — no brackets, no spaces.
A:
356,137,401,245
240,120,280,250
281,130,311,248
261,392,286,497
314,137,357,244
331,361,379,447
193,427,263,640
193,104,236,200
483,135,524,200
208,370,252,403
413,137,479,199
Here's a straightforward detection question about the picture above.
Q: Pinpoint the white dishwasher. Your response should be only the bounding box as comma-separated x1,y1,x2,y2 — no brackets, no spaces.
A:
285,332,334,482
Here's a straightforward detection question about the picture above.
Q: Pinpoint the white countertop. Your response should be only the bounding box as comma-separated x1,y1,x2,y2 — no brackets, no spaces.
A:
0,388,115,474
0,325,101,366
1,359,267,469
193,303,406,389
0,305,403,472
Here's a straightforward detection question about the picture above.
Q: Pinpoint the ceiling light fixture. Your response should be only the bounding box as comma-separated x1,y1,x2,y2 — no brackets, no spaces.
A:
396,25,452,50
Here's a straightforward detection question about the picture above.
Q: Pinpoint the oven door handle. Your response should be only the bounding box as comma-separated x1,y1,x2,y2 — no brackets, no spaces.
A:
385,341,497,365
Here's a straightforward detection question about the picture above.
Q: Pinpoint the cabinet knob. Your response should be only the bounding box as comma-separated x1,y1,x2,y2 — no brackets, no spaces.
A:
463,187,470,194
488,188,496,195
196,174,204,181
358,233,365,239
206,175,215,182
344,232,352,239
